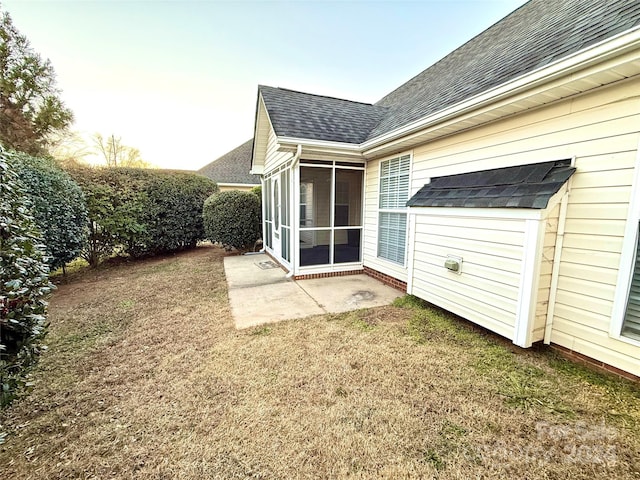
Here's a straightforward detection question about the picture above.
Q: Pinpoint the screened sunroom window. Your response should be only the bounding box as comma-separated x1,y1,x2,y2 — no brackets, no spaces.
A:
622,223,640,341
378,155,410,265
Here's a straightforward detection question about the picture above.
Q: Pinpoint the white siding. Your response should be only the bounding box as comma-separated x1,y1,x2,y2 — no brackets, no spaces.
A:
410,214,527,340
396,77,640,375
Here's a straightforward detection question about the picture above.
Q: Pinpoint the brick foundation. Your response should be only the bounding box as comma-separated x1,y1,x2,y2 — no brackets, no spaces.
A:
293,270,364,280
550,344,639,383
363,266,408,292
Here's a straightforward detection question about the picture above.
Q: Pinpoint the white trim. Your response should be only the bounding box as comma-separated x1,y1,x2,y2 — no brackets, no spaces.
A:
376,152,412,267
543,183,571,345
279,137,361,151
217,182,260,188
611,135,640,338
408,206,545,221
514,218,543,348
361,27,640,154
406,213,417,294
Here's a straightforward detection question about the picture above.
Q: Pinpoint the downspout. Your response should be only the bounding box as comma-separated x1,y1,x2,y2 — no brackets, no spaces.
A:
286,144,303,278
543,158,574,344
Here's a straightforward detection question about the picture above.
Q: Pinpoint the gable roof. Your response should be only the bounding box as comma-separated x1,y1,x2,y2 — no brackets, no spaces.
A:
369,0,640,139
198,139,260,186
259,86,388,144
407,159,576,209
258,0,640,146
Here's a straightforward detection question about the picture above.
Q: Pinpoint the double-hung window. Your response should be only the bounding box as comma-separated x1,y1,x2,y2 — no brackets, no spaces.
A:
378,154,410,265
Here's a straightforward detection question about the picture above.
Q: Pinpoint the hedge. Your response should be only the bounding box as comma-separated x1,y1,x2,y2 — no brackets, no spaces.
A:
9,152,88,271
67,167,218,265
1,149,54,407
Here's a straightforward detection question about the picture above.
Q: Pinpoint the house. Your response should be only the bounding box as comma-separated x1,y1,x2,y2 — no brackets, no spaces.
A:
250,0,640,379
199,139,260,191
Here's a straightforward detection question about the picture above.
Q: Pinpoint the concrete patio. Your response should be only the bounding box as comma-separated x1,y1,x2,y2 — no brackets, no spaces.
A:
223,253,402,329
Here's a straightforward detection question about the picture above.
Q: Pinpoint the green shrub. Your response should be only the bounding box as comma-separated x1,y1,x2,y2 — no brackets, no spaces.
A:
9,152,88,271
138,171,218,256
1,149,54,407
66,167,218,265
203,190,261,251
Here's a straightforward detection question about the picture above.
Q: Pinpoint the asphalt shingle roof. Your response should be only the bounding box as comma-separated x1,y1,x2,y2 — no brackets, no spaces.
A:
407,160,576,209
259,86,388,144
198,139,260,185
259,0,640,144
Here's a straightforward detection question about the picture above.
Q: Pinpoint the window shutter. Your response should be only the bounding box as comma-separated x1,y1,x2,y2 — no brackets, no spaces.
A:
623,229,640,341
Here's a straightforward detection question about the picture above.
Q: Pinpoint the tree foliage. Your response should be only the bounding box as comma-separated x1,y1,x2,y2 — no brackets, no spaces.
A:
92,133,150,168
10,151,88,270
0,148,54,407
0,9,73,155
67,167,218,265
203,190,261,251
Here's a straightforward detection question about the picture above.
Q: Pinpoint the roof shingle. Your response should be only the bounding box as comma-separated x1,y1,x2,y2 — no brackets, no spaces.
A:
369,0,640,139
198,140,260,186
258,0,640,144
259,86,388,144
407,159,576,209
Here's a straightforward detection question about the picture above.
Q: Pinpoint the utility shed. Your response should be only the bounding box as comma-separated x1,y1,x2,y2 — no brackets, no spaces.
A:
407,160,576,348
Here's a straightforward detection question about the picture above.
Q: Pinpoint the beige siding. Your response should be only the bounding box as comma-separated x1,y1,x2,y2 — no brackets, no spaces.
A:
401,77,640,375
532,205,560,342
410,214,527,340
363,157,409,282
265,125,293,173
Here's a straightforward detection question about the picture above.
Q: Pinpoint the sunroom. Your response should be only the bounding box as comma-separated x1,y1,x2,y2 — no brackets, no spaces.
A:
262,157,365,277
252,85,387,277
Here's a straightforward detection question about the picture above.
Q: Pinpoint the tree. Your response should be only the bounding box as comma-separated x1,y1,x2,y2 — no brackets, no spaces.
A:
1,148,54,407
48,129,91,168
92,133,150,168
0,8,73,155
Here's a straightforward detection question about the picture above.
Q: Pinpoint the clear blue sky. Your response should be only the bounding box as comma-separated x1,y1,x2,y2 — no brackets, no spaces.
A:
3,0,527,170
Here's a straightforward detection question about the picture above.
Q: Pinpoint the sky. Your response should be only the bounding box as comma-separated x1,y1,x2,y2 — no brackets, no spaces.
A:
3,0,527,170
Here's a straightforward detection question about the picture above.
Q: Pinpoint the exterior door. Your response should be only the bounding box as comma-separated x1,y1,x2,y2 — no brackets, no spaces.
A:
272,175,282,258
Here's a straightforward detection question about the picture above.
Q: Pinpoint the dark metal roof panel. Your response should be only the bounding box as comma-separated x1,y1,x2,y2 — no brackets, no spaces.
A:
407,159,576,209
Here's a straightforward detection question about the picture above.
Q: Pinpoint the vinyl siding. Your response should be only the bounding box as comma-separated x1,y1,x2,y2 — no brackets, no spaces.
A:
533,204,560,342
410,214,526,340
265,124,293,174
401,77,640,375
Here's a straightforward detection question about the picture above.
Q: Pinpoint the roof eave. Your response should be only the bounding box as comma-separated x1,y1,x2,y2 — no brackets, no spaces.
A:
362,26,640,157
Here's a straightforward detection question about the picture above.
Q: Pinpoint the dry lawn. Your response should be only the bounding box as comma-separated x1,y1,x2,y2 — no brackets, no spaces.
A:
1,245,639,479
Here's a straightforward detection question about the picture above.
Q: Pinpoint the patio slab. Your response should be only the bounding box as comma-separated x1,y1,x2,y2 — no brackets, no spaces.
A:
223,253,402,329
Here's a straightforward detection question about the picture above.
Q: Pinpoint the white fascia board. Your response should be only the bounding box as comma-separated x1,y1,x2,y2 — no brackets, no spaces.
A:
361,26,640,154
251,95,273,171
219,182,260,188
408,206,544,221
278,136,361,152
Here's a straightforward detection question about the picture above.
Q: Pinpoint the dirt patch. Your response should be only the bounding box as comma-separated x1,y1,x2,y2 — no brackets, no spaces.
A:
1,245,639,479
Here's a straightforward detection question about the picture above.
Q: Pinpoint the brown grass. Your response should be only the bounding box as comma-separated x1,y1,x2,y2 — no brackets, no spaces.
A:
1,245,639,479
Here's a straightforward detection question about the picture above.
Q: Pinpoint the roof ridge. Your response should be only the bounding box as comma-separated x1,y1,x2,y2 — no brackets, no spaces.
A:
259,84,384,108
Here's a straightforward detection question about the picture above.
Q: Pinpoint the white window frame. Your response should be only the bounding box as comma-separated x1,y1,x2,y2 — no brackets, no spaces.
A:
377,153,412,266
610,138,640,345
